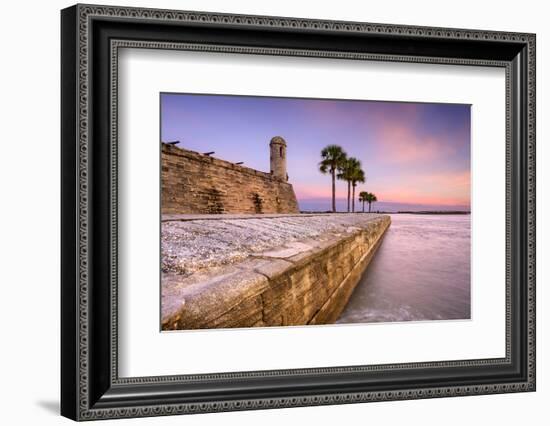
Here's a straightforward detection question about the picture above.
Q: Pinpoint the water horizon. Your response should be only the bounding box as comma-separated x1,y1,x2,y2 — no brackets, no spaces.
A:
298,198,470,213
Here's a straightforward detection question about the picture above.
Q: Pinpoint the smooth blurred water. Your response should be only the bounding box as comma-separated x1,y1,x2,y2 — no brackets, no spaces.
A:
337,214,471,324
299,199,470,213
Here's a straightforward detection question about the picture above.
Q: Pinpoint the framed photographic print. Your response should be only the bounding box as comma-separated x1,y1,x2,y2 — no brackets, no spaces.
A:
61,4,536,421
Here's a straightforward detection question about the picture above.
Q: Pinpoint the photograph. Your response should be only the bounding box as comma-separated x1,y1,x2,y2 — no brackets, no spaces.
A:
58,4,536,419
160,93,472,331
55,3,538,419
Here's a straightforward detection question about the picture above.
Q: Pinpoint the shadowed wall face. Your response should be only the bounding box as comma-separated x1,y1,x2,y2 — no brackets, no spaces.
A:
161,144,299,214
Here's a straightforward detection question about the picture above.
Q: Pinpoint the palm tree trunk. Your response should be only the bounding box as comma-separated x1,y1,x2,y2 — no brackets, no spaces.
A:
347,181,350,212
362,201,365,213
351,185,356,212
368,202,372,213
331,170,336,213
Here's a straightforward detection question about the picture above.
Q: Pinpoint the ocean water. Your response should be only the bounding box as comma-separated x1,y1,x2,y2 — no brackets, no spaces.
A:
337,214,471,324
299,199,470,213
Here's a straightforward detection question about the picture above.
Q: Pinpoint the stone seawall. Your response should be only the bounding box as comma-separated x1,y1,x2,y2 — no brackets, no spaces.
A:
161,214,391,330
161,144,299,214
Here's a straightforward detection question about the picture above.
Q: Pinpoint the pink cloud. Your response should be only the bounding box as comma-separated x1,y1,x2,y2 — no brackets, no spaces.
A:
373,124,456,164
294,183,346,199
374,170,471,206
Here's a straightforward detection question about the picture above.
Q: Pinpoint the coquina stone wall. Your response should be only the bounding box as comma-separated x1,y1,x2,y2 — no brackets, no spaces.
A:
161,215,391,330
161,144,299,214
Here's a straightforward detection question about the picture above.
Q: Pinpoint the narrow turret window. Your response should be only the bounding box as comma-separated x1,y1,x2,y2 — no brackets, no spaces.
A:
280,146,284,158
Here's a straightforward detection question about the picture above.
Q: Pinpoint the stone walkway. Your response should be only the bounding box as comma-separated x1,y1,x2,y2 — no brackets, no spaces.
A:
161,213,391,330
162,213,385,277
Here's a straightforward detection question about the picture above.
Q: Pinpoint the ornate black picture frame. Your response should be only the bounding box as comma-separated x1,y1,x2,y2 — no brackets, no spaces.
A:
61,4,536,421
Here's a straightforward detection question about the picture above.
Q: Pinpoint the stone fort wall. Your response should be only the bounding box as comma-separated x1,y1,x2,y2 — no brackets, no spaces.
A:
161,143,300,214
161,215,391,330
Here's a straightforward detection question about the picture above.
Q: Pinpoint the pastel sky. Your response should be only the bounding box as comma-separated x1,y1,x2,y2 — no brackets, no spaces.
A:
161,93,471,211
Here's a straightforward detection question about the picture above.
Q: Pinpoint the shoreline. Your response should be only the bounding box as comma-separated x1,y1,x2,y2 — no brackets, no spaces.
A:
300,210,470,215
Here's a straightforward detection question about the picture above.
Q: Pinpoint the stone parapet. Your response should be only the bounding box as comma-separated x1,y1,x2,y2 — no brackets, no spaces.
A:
161,143,299,214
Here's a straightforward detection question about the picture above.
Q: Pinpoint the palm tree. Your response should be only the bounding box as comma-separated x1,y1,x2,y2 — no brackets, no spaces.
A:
350,168,365,213
358,191,369,212
365,192,378,213
319,145,347,212
337,157,361,212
